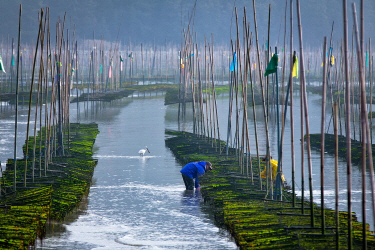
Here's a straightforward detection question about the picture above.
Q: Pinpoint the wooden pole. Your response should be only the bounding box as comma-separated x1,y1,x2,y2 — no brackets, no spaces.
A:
320,36,328,235
57,14,66,156
246,28,261,189
279,0,287,175
13,4,22,191
334,101,339,250
353,0,375,239
296,0,314,227
289,0,296,207
274,46,282,200
370,39,373,144
25,8,43,187
210,34,221,149
266,4,271,119
343,1,353,241
226,41,234,155
253,0,271,196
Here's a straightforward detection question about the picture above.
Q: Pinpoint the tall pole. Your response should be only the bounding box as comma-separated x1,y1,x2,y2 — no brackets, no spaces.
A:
342,1,352,248
253,0,271,187
353,1,375,238
57,14,66,156
296,0,314,227
274,47,282,200
334,101,340,250
13,4,22,191
320,37,328,235
289,0,296,207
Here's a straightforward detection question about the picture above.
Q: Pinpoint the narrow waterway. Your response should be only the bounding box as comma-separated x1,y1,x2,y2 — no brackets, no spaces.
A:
36,94,238,249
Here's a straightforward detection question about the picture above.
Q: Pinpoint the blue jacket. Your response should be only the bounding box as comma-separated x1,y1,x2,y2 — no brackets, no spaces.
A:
180,161,206,188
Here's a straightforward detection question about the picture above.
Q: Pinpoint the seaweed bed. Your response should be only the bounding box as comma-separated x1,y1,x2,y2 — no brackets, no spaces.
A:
0,123,99,249
165,129,375,249
71,84,178,103
309,133,374,167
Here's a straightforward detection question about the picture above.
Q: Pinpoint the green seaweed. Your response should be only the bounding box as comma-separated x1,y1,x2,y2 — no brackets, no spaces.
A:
166,129,375,249
0,123,99,249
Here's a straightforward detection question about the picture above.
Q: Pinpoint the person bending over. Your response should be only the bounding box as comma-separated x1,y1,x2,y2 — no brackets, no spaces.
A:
180,161,212,190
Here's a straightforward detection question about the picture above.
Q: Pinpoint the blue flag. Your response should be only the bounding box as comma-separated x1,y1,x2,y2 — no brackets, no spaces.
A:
230,52,237,72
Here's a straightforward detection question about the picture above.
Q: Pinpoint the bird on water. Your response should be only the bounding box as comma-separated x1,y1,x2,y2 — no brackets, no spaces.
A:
138,146,150,156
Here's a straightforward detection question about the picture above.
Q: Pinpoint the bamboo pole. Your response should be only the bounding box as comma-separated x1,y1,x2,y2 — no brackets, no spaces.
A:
369,48,373,145
296,0,314,227
13,4,22,191
274,46,282,200
353,0,375,238
210,34,220,150
32,19,45,181
279,0,287,175
243,9,253,180
57,14,66,156
334,101,339,250
39,20,46,177
289,0,296,207
320,36,328,235
266,4,271,119
253,0,271,196
246,27,261,189
44,8,50,175
226,41,235,155
25,8,43,187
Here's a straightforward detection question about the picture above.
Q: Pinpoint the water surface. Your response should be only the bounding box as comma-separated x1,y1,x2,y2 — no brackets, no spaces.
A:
37,95,237,249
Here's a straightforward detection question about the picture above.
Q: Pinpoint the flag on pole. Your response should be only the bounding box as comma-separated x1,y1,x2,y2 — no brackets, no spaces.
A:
264,53,278,76
330,55,335,66
0,54,6,73
229,52,237,72
120,55,123,71
292,55,298,78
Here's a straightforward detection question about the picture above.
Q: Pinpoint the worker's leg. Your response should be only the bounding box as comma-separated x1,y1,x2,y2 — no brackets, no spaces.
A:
181,173,194,190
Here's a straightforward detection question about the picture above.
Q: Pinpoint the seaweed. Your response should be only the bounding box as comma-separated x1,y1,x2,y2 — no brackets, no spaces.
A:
0,123,99,249
166,129,375,249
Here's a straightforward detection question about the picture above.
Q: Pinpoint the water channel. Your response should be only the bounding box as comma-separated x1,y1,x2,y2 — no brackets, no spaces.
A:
36,94,238,249
0,87,372,249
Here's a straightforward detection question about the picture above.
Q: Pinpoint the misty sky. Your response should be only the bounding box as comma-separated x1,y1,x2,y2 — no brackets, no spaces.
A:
0,0,374,49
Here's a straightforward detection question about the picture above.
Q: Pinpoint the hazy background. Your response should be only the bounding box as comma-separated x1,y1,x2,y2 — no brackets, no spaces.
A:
0,0,374,48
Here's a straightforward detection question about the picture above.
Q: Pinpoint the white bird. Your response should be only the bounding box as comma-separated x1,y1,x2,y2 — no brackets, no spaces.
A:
138,146,150,157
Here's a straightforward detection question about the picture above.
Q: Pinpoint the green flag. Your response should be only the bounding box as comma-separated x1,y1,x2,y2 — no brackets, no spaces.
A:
0,54,6,73
264,53,278,76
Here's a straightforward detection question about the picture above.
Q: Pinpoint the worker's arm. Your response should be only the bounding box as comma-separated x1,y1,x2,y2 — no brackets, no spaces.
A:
195,172,204,189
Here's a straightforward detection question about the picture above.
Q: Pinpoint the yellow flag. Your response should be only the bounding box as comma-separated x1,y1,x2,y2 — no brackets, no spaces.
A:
292,56,299,78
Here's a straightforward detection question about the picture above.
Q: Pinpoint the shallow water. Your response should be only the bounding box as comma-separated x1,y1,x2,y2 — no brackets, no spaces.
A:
36,95,237,249
0,88,372,249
